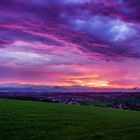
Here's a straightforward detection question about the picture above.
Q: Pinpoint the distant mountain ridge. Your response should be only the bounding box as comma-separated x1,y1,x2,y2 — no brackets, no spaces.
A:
0,83,139,93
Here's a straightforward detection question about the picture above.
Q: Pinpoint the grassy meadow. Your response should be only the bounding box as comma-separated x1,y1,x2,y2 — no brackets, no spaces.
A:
0,99,140,140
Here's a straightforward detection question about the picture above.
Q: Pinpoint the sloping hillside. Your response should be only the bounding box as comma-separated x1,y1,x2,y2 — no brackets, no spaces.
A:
0,99,140,140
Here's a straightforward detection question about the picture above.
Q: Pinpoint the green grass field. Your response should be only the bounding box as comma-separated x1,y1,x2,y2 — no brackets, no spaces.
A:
0,99,140,140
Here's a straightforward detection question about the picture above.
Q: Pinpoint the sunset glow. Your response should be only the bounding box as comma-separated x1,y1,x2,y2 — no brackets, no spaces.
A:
0,0,140,89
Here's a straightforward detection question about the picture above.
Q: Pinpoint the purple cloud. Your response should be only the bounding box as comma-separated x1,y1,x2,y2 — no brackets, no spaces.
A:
0,0,140,87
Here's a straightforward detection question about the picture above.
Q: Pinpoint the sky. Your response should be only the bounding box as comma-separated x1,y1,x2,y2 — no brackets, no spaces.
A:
0,0,140,88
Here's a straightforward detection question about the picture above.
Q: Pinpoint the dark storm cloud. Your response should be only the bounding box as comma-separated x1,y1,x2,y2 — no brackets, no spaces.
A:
0,0,140,61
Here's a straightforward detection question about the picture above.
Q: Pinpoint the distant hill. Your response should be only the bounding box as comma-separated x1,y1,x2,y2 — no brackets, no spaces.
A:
0,83,139,93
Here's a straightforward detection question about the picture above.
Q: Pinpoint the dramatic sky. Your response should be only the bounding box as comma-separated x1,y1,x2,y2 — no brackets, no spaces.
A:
0,0,140,88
